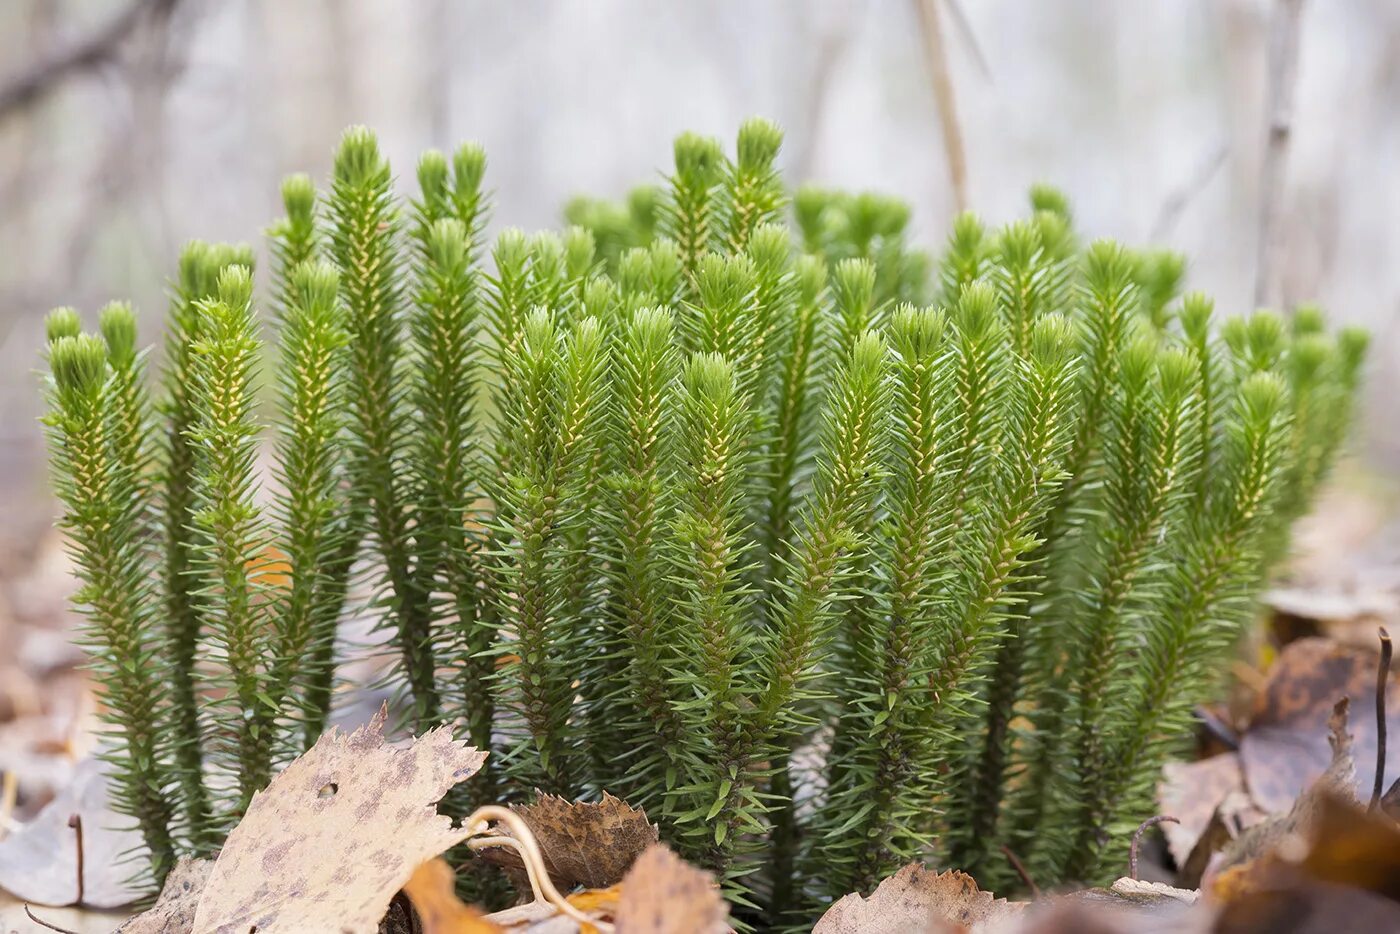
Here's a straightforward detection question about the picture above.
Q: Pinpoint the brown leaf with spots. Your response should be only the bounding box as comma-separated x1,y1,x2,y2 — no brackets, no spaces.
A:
402,858,503,934
189,705,486,934
812,864,1021,934
479,791,659,891
613,843,727,934
115,858,213,933
1239,637,1399,812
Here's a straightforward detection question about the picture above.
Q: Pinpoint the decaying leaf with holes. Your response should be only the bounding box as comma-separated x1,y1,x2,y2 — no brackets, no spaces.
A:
812,864,1021,934
188,706,486,934
476,791,659,892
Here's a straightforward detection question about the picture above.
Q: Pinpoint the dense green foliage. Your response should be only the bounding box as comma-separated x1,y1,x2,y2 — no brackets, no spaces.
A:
42,120,1365,923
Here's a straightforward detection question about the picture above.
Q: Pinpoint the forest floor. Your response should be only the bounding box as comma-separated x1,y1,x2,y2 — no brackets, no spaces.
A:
2,469,1399,933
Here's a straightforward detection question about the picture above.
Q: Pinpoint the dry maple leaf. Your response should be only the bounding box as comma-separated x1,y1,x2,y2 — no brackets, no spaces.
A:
813,864,1020,934
0,757,147,909
188,705,486,934
478,791,659,891
612,843,727,934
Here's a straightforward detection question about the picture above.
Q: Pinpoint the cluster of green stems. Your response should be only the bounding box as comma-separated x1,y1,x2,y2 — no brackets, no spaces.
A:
41,120,1364,926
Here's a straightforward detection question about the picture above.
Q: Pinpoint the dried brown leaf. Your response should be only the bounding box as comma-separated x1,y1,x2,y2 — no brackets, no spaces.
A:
1211,698,1357,896
612,843,727,934
115,858,213,934
1157,754,1265,870
1239,638,1397,811
189,705,486,934
479,791,659,892
0,757,146,908
813,864,1020,934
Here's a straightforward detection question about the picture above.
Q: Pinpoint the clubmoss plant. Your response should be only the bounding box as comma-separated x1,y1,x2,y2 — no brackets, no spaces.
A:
42,121,1365,924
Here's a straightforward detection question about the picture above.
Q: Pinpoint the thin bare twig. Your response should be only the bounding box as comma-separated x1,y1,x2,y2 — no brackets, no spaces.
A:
0,0,178,121
1254,0,1307,309
1151,145,1228,241
1372,626,1392,811
23,905,79,934
999,844,1039,896
913,0,968,214
1129,815,1179,881
68,813,85,905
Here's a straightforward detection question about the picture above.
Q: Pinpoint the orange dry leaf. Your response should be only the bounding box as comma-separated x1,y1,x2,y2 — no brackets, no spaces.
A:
402,858,503,934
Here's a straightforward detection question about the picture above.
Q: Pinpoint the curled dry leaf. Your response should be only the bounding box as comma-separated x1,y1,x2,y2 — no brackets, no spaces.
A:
813,864,1021,934
478,791,659,891
0,757,146,908
1156,754,1265,870
613,843,727,934
1211,697,1357,898
1209,793,1400,933
115,858,213,934
189,705,486,934
1238,637,1398,812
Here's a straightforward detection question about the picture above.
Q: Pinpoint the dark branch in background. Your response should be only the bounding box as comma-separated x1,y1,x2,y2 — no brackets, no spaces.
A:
1254,0,1306,310
0,0,178,122
1372,626,1392,811
914,0,968,213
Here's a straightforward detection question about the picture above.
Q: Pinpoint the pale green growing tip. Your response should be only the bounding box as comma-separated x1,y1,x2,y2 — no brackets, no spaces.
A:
453,142,487,193
1246,310,1287,360
1029,183,1072,221
683,351,736,402
416,150,450,203
563,225,597,278
217,264,254,310
49,334,108,397
98,302,139,368
290,260,341,307
280,173,316,219
1292,303,1327,337
955,279,1000,339
1338,327,1370,377
736,116,783,169
1029,313,1076,368
425,218,469,271
1155,347,1199,402
334,125,387,187
795,254,827,304
1289,334,1333,385
673,132,723,180
1238,371,1288,425
1179,292,1214,341
45,307,82,345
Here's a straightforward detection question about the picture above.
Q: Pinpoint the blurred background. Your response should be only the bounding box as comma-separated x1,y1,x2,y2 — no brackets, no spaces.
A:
0,0,1397,571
